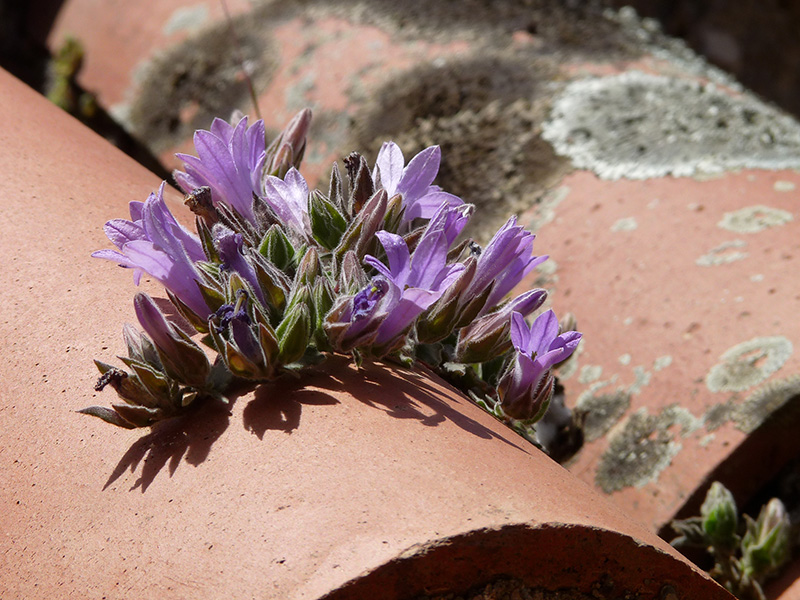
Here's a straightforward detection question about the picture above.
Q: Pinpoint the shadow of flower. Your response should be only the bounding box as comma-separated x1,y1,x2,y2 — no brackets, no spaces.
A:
103,398,232,492
243,383,340,438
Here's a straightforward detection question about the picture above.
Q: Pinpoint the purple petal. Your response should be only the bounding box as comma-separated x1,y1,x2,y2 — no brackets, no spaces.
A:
376,141,405,196
404,189,463,221
128,201,145,222
374,289,438,345
537,331,583,371
103,219,144,249
375,231,411,285
408,230,447,289
528,310,560,356
510,312,529,352
209,117,236,141
396,146,441,203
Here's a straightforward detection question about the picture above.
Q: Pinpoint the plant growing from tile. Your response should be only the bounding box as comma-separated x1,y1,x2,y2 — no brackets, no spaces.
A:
671,482,791,600
83,110,582,455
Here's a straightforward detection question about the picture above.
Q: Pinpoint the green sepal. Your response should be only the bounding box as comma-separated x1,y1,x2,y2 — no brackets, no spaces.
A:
196,216,221,263
110,403,164,428
276,304,311,365
77,406,137,429
309,190,348,250
167,289,210,334
258,224,295,272
119,357,172,408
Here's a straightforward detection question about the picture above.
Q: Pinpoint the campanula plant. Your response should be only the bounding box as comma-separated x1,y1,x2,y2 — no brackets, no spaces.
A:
83,110,582,457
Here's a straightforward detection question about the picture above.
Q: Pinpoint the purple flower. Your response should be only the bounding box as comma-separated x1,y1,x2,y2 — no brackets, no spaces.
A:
362,224,465,347
373,142,463,222
134,293,211,387
454,289,548,364
262,167,311,239
467,216,548,315
497,310,582,420
174,116,267,221
92,183,209,317
327,207,466,352
214,226,267,306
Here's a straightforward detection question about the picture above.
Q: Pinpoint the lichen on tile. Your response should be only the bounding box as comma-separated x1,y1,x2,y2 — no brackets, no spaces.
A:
611,217,638,232
595,407,683,493
577,387,631,442
695,240,748,267
542,71,800,180
653,355,673,371
578,365,603,384
733,375,800,433
717,205,793,233
705,336,793,393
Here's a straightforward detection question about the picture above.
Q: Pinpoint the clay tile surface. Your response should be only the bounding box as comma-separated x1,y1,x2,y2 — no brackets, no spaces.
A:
0,68,733,599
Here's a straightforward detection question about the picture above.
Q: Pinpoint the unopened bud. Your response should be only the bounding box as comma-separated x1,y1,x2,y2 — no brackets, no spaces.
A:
498,367,555,422
258,224,295,271
309,190,348,250
276,303,311,364
134,293,210,388
701,482,739,551
741,497,791,579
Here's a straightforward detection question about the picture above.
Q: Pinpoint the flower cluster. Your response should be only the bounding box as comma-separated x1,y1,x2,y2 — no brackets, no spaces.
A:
83,111,582,454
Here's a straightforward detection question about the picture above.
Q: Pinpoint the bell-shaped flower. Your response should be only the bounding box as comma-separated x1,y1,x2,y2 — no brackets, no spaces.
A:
262,167,312,240
497,310,582,420
92,183,209,318
363,226,465,348
454,289,547,364
467,216,548,315
373,141,462,222
326,211,465,352
174,115,267,221
213,226,267,307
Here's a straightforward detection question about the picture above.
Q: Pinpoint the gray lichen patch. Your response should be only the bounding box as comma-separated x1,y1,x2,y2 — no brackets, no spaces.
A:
578,365,603,384
595,407,682,493
703,401,737,432
610,217,638,232
733,375,800,433
653,355,673,371
541,71,800,180
696,240,748,267
705,336,793,393
576,388,631,442
717,205,794,233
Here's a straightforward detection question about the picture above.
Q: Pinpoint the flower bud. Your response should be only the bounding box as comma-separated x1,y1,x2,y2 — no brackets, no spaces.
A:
265,108,312,179
334,189,388,262
417,259,477,344
337,250,369,294
276,303,312,364
454,289,546,364
309,190,348,250
294,246,321,288
258,224,295,271
455,316,512,365
134,293,210,388
700,482,739,551
741,497,791,579
497,364,555,422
